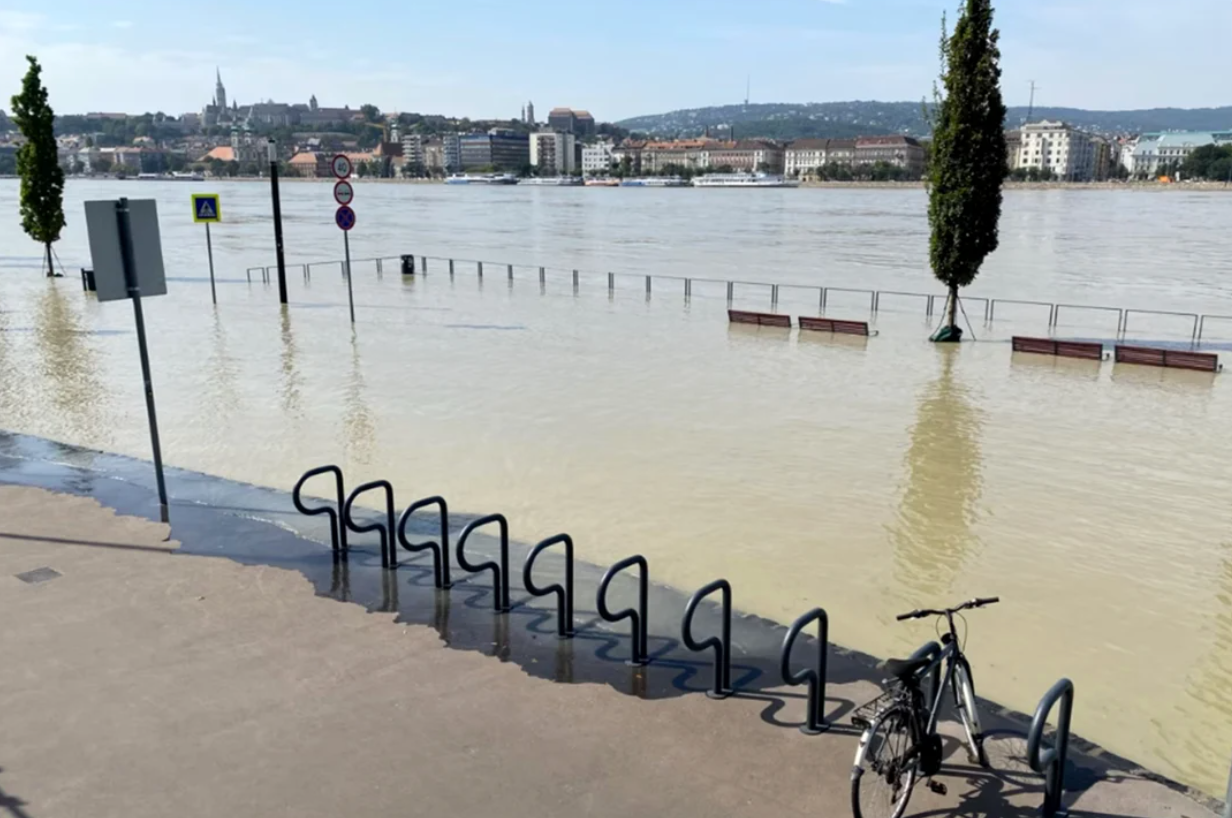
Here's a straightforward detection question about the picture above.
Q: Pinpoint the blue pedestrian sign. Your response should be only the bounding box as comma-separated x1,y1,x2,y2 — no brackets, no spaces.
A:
191,193,221,223
335,205,356,231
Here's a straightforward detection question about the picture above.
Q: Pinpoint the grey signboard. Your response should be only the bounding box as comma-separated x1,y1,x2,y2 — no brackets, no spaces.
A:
84,199,167,302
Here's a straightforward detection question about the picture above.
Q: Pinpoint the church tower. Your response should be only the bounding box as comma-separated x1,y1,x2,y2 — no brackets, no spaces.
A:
215,68,227,113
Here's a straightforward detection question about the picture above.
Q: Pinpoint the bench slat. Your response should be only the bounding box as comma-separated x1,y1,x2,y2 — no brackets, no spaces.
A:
728,310,791,328
799,316,870,336
1013,336,1104,360
1115,345,1219,372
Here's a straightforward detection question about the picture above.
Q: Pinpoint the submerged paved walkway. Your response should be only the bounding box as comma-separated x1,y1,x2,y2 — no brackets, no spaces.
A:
0,485,1216,818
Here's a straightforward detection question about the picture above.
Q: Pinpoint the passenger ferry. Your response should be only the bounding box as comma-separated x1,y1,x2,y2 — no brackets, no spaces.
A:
518,176,584,186
619,176,688,188
445,173,519,185
692,172,800,188
584,178,620,187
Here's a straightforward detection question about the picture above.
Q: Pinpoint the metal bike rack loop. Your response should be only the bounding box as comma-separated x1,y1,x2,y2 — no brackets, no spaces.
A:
780,607,830,734
395,495,452,589
522,533,575,637
681,578,733,698
1027,677,1075,818
292,465,347,553
455,513,511,612
596,555,649,666
342,480,396,568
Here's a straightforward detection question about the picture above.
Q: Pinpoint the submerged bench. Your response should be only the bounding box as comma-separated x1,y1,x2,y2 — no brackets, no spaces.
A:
798,316,873,337
1114,345,1221,372
1012,336,1105,360
728,310,791,328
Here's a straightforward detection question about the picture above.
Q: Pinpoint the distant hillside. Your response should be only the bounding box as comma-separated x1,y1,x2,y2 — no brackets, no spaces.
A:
617,101,1232,139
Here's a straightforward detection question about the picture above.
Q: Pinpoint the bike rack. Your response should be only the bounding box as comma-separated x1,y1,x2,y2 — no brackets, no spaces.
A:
596,555,649,666
342,480,397,568
292,465,347,553
780,607,830,734
1027,677,1075,818
455,513,511,612
522,533,575,637
395,495,452,589
681,578,733,698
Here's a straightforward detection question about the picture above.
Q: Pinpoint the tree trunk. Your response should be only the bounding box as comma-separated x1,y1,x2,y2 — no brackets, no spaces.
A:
44,243,54,278
947,283,959,328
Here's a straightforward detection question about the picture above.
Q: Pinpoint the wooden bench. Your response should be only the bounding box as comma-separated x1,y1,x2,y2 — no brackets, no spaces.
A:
1115,345,1221,372
798,316,873,336
728,310,791,328
1012,336,1105,360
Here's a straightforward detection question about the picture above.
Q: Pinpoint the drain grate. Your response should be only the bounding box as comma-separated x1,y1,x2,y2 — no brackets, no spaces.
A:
15,567,61,584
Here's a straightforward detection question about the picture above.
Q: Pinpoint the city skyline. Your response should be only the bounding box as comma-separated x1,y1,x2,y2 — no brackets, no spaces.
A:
1,0,1230,120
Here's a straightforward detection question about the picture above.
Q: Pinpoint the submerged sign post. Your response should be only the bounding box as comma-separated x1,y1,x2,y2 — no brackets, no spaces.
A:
83,197,170,520
191,193,221,304
333,155,357,323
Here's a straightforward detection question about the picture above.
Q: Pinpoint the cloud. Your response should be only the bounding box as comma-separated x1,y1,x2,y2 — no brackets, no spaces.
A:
0,11,43,33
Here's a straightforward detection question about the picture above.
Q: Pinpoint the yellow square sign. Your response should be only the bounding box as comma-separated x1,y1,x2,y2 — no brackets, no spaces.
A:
192,193,221,223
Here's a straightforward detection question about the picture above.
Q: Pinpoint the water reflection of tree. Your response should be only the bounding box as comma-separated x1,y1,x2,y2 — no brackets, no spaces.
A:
890,347,984,600
205,311,241,422
34,284,108,440
342,330,374,466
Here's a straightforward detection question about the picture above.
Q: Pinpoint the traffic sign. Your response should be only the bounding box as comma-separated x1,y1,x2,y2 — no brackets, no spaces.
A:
191,193,221,223
332,154,352,179
333,180,354,206
335,205,356,231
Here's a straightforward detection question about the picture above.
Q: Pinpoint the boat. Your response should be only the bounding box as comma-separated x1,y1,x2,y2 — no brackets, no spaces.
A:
619,176,688,188
692,172,800,188
171,171,206,182
445,173,519,185
584,178,620,187
518,177,583,186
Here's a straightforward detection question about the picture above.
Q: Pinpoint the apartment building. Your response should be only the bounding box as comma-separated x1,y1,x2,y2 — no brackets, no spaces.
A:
530,130,577,174
1017,121,1096,181
582,141,615,174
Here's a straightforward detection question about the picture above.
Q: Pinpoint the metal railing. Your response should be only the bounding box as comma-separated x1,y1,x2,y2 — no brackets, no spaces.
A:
342,480,396,568
681,578,733,699
596,555,649,666
292,465,347,553
780,607,831,734
1027,678,1075,818
455,513,511,612
396,495,452,589
522,533,575,638
259,252,1232,344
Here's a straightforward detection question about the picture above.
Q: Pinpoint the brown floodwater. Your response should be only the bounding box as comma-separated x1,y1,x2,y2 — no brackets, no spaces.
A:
2,179,1232,795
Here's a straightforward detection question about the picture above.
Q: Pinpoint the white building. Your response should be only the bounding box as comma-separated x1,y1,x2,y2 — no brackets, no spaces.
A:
1018,120,1096,181
401,133,424,167
1125,131,1232,177
784,139,831,176
442,133,461,172
529,130,576,175
582,141,614,175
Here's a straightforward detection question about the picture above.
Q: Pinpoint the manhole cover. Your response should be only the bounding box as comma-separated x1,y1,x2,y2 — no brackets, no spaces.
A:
16,567,61,584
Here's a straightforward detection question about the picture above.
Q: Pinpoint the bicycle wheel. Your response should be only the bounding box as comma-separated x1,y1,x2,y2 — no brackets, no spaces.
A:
953,656,989,768
851,704,917,818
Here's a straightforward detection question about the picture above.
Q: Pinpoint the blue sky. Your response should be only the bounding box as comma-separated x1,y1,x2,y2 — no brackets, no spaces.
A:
1,0,1228,122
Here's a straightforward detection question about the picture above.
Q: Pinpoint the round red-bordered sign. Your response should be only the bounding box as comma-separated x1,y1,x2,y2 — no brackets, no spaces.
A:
331,154,353,180
334,180,354,206
335,205,356,231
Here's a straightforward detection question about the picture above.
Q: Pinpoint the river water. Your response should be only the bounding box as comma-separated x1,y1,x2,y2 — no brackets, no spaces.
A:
2,179,1232,795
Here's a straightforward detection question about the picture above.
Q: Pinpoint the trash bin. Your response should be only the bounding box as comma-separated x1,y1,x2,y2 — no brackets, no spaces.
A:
401,254,416,276
81,268,96,292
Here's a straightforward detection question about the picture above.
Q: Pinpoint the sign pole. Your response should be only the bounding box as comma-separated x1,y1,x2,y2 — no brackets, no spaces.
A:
344,230,355,324
115,197,169,521
205,221,217,305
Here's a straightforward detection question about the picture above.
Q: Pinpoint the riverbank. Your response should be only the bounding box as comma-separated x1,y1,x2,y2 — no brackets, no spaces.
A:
0,433,1222,817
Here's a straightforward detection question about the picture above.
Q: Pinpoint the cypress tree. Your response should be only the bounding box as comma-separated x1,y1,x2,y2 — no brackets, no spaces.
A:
11,56,66,278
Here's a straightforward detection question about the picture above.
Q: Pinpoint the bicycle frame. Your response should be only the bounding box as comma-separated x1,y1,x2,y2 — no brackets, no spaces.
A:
911,638,960,737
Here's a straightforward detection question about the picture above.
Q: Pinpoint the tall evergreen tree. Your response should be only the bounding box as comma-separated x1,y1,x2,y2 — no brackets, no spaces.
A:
927,1,1007,341
11,56,65,278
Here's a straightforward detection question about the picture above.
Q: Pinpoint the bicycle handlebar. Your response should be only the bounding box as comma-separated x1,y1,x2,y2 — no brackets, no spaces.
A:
895,597,999,621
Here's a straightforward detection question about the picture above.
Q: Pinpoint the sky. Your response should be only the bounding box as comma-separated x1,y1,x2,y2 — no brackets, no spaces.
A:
1,0,1229,123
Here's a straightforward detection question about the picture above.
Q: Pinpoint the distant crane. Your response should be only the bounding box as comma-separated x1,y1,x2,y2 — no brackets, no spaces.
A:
1026,80,1038,124
745,74,751,110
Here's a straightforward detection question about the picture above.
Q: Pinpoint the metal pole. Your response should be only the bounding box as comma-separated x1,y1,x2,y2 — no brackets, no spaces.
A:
205,222,216,305
115,198,168,521
268,139,288,305
1222,752,1232,818
344,231,355,324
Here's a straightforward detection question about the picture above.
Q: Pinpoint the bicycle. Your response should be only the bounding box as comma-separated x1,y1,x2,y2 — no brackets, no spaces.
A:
849,597,1000,818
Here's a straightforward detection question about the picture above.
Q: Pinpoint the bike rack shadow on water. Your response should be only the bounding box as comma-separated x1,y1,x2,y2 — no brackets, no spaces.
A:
396,495,452,589
342,480,396,568
523,533,575,638
455,513,511,612
682,578,733,699
596,555,649,666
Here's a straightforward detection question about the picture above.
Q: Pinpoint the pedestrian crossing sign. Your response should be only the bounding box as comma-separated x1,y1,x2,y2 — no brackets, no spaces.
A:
192,193,221,223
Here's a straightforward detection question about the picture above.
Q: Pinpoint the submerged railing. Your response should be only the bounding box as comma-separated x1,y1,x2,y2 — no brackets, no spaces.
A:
246,252,1230,344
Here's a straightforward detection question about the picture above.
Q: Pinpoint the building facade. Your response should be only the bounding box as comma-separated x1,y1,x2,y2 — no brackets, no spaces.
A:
854,135,925,175
546,107,595,137
460,129,530,170
1017,121,1096,181
442,133,461,172
612,140,644,174
704,139,785,173
1125,131,1232,177
530,131,577,174
582,141,615,174
784,138,831,176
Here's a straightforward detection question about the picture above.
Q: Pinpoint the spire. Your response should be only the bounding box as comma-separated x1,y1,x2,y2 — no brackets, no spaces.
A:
216,66,221,84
